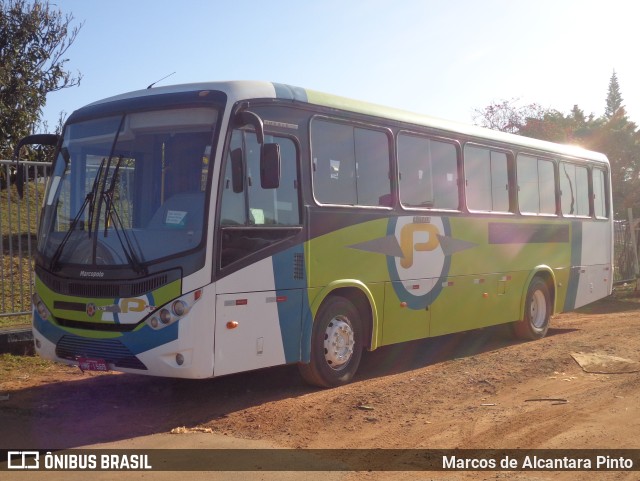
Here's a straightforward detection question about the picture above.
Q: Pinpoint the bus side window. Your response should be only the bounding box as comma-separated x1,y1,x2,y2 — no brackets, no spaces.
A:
247,134,300,225
311,118,391,207
311,120,357,205
593,168,608,218
560,162,589,216
430,140,459,209
398,133,434,208
397,133,459,210
354,128,391,206
517,155,556,215
464,145,509,213
219,130,245,225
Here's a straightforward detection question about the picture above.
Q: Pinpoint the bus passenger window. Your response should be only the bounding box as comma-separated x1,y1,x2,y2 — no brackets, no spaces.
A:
517,155,556,215
311,118,391,207
560,162,589,216
354,128,391,206
311,120,357,205
464,145,510,212
397,134,458,210
593,168,608,218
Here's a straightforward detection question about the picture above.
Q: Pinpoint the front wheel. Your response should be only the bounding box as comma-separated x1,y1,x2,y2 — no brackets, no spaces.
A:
298,296,364,388
512,277,551,340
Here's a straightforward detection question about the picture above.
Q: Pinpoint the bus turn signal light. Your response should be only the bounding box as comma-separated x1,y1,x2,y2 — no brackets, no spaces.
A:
227,321,239,329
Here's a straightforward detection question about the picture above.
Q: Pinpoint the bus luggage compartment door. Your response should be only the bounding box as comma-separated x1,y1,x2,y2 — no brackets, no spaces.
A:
214,291,302,377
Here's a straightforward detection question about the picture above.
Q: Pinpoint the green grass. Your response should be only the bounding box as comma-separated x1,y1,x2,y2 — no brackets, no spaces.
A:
0,352,51,371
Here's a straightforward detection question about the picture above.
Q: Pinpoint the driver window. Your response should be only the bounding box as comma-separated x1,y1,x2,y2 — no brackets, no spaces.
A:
220,130,300,226
219,129,301,268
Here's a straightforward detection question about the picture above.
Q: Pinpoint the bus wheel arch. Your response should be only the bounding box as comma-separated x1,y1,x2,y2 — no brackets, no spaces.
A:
299,286,375,387
513,270,555,340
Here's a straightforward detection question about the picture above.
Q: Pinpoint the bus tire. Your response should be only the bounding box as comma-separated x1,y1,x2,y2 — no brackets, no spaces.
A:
298,296,364,388
513,277,551,340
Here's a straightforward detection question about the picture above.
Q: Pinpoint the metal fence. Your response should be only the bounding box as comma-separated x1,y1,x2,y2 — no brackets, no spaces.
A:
614,219,640,284
0,159,51,318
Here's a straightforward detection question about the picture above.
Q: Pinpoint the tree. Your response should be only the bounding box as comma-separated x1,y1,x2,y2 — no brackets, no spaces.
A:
519,105,603,144
474,73,640,218
605,70,623,119
472,98,548,134
0,0,82,161
587,108,640,216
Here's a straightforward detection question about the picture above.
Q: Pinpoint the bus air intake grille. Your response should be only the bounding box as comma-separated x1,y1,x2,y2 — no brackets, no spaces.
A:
130,274,168,296
56,317,140,332
68,282,120,298
55,335,147,370
293,253,304,280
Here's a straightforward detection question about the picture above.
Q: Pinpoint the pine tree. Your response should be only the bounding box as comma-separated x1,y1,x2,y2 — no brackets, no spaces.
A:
605,70,623,118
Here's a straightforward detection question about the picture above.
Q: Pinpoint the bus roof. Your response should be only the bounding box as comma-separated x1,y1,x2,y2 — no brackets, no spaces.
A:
87,80,609,165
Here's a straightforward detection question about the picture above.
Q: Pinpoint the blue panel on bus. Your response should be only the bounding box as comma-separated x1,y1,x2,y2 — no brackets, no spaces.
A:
271,246,310,363
563,221,583,311
272,83,309,103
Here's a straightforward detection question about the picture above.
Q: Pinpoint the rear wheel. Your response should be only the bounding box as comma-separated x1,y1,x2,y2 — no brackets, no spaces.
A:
513,277,551,340
299,296,364,388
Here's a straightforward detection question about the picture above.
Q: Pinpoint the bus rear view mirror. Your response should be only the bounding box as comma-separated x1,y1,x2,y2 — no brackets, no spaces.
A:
230,148,244,193
261,143,281,189
14,133,59,198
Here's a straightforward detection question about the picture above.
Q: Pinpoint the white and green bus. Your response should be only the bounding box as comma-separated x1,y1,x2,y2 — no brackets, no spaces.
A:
23,81,612,387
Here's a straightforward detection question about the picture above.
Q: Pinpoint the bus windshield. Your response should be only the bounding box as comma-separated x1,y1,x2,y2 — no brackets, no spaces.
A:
38,107,218,271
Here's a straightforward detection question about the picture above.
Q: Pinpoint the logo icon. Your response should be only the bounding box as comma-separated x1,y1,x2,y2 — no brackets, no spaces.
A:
7,451,40,470
86,303,97,317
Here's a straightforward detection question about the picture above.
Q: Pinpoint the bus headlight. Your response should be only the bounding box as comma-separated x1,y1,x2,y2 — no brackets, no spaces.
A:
32,293,51,321
159,308,172,324
146,289,201,330
172,300,187,316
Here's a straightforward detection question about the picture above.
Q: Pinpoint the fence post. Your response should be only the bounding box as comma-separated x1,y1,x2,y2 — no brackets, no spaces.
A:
628,208,640,279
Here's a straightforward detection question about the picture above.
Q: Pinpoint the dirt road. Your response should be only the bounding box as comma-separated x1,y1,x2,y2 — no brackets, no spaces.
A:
1,295,639,480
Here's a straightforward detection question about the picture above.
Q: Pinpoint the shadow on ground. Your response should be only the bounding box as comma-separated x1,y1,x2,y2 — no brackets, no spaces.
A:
0,322,579,450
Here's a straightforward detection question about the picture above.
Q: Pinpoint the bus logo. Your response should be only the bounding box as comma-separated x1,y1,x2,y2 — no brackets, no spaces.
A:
399,223,440,268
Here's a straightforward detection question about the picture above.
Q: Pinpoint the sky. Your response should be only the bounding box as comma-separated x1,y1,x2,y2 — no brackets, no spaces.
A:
41,0,640,130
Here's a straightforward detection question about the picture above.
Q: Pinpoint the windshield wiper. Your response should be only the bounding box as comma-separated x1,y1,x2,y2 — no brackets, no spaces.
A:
49,157,107,271
102,155,123,237
101,156,147,275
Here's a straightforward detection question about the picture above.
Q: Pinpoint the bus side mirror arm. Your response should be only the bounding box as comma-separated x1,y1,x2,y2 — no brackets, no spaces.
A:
235,110,265,145
14,133,59,198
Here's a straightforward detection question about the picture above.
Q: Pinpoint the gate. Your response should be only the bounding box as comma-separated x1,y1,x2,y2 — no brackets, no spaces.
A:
0,159,51,318
614,218,640,285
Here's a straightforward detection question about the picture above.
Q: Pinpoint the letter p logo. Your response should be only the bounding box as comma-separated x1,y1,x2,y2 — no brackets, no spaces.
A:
399,223,440,268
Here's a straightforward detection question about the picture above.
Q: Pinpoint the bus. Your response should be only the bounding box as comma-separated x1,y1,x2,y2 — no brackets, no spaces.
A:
21,81,612,387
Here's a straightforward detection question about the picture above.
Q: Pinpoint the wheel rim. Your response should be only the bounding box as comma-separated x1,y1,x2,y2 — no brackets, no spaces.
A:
324,316,355,370
530,290,547,328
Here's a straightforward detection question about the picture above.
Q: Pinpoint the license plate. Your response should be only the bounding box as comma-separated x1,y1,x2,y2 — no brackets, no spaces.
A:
77,357,109,372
